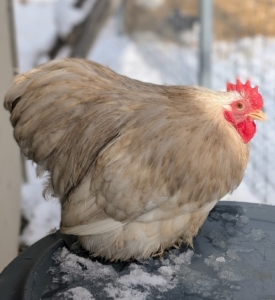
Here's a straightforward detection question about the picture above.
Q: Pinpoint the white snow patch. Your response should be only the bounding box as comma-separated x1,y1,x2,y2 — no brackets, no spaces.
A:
216,256,225,263
13,0,57,72
117,264,167,287
168,248,194,265
20,160,61,246
89,18,163,84
104,285,147,300
57,247,117,280
56,287,95,300
104,263,166,300
249,228,267,241
55,0,95,38
49,247,202,299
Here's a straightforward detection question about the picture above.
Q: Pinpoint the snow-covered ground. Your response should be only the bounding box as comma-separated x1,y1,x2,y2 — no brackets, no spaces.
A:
13,0,274,246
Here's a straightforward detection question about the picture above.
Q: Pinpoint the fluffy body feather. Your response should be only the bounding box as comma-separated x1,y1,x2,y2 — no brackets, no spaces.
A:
5,58,251,260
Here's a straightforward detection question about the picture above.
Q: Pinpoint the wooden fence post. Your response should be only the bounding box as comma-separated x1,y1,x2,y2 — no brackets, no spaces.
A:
0,0,21,272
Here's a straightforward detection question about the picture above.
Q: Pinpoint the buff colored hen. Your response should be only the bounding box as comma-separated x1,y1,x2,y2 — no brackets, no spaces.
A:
4,58,265,260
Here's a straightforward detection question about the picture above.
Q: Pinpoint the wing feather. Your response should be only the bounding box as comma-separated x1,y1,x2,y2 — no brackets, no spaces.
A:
4,58,248,236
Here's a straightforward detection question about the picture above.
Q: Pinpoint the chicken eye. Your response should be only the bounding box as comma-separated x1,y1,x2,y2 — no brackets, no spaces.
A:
236,102,245,110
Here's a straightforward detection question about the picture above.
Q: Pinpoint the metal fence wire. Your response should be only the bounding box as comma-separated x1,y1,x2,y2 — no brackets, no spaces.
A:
117,0,275,204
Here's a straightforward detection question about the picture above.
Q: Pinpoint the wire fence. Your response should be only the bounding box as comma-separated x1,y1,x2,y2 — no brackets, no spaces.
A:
213,0,275,204
116,0,275,203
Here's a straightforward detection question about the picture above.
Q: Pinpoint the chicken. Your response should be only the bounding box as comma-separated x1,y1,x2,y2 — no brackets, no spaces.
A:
4,58,265,261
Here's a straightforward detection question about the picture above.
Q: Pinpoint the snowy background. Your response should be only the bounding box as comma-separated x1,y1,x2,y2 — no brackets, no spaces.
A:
13,0,275,247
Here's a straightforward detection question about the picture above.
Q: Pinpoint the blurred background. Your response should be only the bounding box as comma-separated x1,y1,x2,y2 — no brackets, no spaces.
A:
1,0,274,270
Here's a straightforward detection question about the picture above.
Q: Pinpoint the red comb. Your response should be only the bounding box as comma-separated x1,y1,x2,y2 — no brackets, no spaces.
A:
226,79,263,110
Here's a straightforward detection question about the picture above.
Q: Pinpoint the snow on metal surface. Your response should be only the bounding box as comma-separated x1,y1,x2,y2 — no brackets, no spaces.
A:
55,287,95,300
44,204,275,300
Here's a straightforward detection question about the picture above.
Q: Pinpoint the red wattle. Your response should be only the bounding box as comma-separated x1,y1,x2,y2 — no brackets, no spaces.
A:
224,111,256,143
236,120,256,143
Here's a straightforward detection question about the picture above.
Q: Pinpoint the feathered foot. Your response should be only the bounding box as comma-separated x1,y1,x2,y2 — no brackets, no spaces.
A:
172,237,184,249
186,236,194,249
172,236,194,250
152,246,164,258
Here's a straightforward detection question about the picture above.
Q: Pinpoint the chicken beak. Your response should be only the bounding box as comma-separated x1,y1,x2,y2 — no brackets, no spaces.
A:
246,110,266,121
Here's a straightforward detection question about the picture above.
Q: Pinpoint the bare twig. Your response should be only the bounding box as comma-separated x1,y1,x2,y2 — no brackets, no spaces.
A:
49,0,119,59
